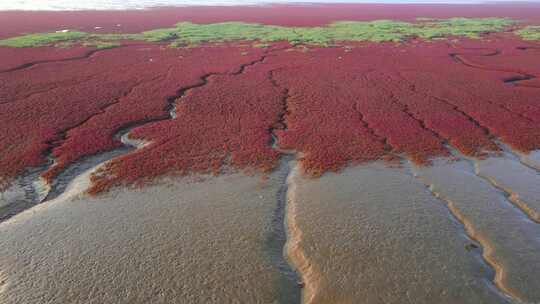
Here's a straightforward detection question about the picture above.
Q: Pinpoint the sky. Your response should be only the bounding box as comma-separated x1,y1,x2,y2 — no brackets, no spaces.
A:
0,0,537,11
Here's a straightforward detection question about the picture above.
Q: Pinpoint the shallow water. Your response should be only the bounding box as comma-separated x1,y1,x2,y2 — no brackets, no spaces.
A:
287,162,508,304
0,149,131,222
0,166,49,220
413,158,540,303
474,153,540,223
519,150,540,171
0,167,299,304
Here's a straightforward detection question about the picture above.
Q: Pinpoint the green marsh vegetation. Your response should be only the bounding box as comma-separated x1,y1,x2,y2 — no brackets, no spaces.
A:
412,17,514,39
0,31,87,48
516,26,540,40
0,18,527,49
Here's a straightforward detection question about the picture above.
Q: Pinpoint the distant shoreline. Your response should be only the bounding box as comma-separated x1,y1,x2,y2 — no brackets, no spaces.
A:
1,2,540,39
1,1,539,12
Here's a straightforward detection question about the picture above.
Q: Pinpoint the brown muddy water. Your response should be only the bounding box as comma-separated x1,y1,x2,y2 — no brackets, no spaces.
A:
1,154,540,303
0,162,299,304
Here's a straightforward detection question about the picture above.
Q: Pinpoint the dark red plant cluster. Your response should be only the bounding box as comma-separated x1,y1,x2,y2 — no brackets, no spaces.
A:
268,45,498,166
90,40,539,192
398,39,540,152
0,46,137,184
265,49,388,176
0,46,92,72
88,58,284,193
290,47,453,165
0,43,267,186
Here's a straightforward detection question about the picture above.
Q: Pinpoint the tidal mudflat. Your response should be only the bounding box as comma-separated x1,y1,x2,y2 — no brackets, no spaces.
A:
0,164,299,304
412,158,540,303
3,155,540,303
1,3,540,303
286,162,506,304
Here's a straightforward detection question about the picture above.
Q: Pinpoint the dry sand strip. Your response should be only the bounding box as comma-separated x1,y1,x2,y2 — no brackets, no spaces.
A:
0,166,300,304
286,161,508,304
412,159,540,303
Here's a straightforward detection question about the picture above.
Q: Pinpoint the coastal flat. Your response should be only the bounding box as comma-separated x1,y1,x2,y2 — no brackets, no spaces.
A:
1,3,540,304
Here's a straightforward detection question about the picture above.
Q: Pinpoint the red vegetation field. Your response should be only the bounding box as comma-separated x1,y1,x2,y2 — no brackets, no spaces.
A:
89,53,286,193
0,46,93,72
0,43,268,186
1,5,540,192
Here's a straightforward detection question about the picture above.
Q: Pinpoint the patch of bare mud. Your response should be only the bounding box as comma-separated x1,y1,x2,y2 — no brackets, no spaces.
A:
412,159,540,303
286,162,507,304
473,152,540,223
515,150,540,172
0,168,299,303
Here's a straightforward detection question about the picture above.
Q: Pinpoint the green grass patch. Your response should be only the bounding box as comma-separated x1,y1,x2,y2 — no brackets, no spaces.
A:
0,18,522,49
414,17,514,39
0,31,88,47
516,26,540,40
163,18,514,46
166,20,413,45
